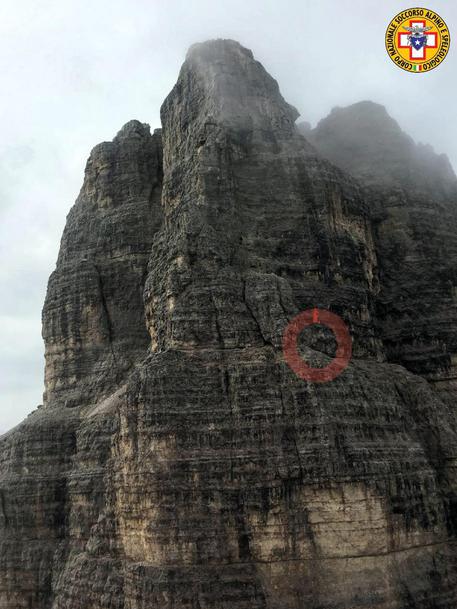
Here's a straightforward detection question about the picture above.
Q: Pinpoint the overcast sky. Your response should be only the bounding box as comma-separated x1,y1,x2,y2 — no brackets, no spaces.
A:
1,0,456,432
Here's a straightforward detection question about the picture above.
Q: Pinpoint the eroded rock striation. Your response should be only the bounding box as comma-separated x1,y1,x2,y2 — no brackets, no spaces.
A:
1,40,457,609
308,102,457,402
43,121,163,408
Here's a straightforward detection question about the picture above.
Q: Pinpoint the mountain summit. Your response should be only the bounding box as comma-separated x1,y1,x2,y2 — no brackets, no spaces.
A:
309,100,456,190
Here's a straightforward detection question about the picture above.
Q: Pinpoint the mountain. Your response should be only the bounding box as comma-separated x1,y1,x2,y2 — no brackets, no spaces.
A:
306,102,457,403
1,40,457,609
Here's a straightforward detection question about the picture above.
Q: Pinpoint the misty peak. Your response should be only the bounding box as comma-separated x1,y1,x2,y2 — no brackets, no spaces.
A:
162,39,299,134
316,100,404,140
310,100,456,192
186,38,255,62
330,100,389,116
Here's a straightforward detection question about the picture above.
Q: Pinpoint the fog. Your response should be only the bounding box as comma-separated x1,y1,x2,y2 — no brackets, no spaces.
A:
1,0,456,431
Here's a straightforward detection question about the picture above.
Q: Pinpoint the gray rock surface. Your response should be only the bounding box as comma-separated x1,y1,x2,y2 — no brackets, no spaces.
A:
1,40,457,609
42,120,163,408
309,101,457,403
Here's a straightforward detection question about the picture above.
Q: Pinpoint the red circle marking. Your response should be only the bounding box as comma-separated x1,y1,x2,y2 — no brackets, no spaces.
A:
282,309,352,383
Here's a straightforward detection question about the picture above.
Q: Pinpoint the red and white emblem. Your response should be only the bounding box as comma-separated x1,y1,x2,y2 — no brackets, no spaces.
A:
397,19,437,59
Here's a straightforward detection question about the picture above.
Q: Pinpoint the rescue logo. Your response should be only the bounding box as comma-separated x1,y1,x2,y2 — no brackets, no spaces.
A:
385,8,450,72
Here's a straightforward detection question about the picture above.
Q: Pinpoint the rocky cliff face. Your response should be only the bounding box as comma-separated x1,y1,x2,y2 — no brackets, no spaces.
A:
308,102,457,403
43,121,163,408
1,40,457,609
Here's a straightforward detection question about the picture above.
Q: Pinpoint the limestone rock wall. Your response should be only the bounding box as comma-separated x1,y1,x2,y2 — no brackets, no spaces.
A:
1,40,457,609
42,121,163,408
309,102,457,401
0,121,162,609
